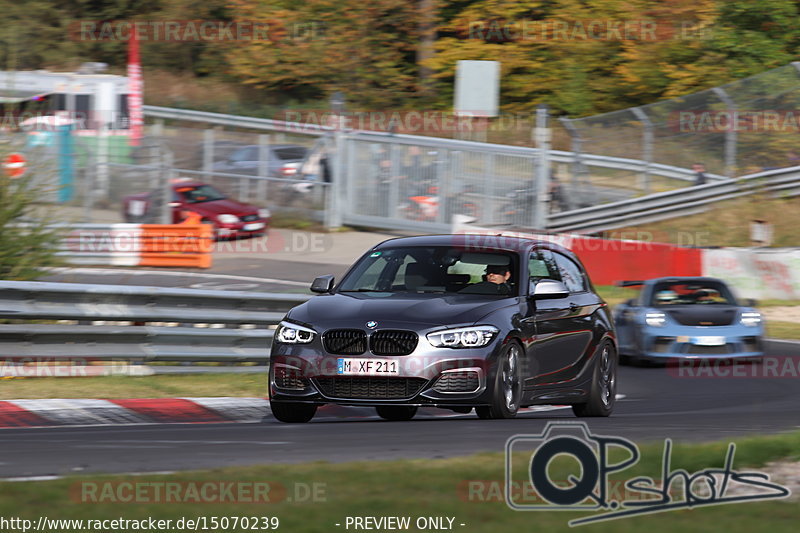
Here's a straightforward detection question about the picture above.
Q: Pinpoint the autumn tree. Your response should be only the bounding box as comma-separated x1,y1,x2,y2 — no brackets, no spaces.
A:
222,0,423,107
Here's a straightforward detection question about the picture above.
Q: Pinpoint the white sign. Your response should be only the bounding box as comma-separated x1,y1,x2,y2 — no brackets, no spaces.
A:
454,60,500,117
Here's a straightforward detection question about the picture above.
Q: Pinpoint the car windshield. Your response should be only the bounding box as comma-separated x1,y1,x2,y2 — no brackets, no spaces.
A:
650,281,737,306
273,147,307,160
176,185,227,204
337,246,518,296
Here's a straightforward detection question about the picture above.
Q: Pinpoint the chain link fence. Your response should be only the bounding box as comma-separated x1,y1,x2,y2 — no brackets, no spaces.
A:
7,122,332,230
338,133,550,231
558,62,800,196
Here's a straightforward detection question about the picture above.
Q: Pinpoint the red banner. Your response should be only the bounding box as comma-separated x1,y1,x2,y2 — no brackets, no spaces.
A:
127,27,143,146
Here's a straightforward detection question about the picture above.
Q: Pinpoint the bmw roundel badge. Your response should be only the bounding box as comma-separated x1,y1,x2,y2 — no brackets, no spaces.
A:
366,321,378,329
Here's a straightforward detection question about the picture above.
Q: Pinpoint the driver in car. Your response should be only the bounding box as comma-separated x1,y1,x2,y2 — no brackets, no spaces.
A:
460,264,512,295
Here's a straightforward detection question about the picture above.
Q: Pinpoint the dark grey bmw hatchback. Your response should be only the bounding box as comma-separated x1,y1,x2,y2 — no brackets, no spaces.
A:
269,235,617,422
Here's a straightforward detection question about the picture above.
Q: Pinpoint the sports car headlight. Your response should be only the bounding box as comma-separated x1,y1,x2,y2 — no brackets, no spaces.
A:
217,214,239,224
276,321,316,344
645,312,666,327
427,326,499,348
741,312,762,327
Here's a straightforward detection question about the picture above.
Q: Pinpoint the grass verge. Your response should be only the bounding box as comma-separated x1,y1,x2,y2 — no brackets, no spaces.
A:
0,373,267,400
1,431,799,532
766,321,800,341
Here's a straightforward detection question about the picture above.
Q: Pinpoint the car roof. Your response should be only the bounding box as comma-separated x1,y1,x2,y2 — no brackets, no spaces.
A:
371,234,571,255
646,276,728,285
171,181,208,188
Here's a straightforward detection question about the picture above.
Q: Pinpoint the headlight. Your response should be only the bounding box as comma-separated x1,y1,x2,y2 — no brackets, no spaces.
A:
741,312,762,327
259,208,271,218
276,321,316,344
427,326,498,348
217,214,239,224
645,312,666,327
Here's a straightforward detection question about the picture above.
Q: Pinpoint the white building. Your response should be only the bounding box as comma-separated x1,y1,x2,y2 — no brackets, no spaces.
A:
0,64,130,131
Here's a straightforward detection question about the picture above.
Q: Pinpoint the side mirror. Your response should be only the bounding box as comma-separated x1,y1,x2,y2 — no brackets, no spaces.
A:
310,274,335,294
746,298,758,308
625,298,637,307
529,279,569,299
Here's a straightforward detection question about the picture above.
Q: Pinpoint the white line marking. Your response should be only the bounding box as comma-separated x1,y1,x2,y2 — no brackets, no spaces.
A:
47,267,309,287
2,476,62,482
767,338,800,345
2,471,177,483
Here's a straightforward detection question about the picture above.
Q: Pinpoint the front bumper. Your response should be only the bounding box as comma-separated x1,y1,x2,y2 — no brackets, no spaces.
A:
639,327,763,360
216,217,270,238
269,340,503,407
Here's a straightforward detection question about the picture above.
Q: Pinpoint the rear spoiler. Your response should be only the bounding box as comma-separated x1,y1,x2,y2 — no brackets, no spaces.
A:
615,280,645,287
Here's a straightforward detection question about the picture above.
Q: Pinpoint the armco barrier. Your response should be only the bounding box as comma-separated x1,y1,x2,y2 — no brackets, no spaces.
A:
58,223,213,268
547,166,800,234
0,280,309,362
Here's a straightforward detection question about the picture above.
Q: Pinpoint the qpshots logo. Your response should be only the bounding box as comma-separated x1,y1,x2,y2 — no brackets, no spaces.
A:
505,422,790,526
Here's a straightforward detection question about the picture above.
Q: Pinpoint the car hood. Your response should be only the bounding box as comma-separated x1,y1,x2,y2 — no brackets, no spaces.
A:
287,292,517,329
187,198,258,216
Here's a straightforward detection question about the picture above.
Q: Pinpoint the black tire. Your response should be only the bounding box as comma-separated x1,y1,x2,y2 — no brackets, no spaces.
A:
476,342,523,420
270,401,317,423
376,406,418,421
572,341,617,417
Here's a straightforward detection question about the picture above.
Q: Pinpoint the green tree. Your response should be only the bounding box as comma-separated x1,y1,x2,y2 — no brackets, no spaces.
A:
427,0,800,115
0,157,63,280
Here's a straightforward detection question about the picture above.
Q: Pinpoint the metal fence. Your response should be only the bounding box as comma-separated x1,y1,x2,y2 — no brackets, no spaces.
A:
0,280,309,362
559,62,800,187
134,107,728,232
80,124,333,227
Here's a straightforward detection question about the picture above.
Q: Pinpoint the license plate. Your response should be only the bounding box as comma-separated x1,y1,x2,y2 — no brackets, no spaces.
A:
243,222,265,231
337,358,399,376
694,336,726,346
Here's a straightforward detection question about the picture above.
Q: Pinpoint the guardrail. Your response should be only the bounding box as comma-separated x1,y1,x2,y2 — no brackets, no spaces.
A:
144,105,333,136
0,280,310,362
547,167,800,233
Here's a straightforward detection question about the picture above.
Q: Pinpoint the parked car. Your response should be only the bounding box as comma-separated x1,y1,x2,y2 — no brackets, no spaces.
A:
183,140,249,170
268,235,618,423
211,144,309,178
613,277,764,364
122,181,270,239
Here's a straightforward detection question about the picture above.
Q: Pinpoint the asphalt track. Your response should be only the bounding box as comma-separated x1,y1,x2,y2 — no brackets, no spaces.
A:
2,341,800,478
12,263,800,479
